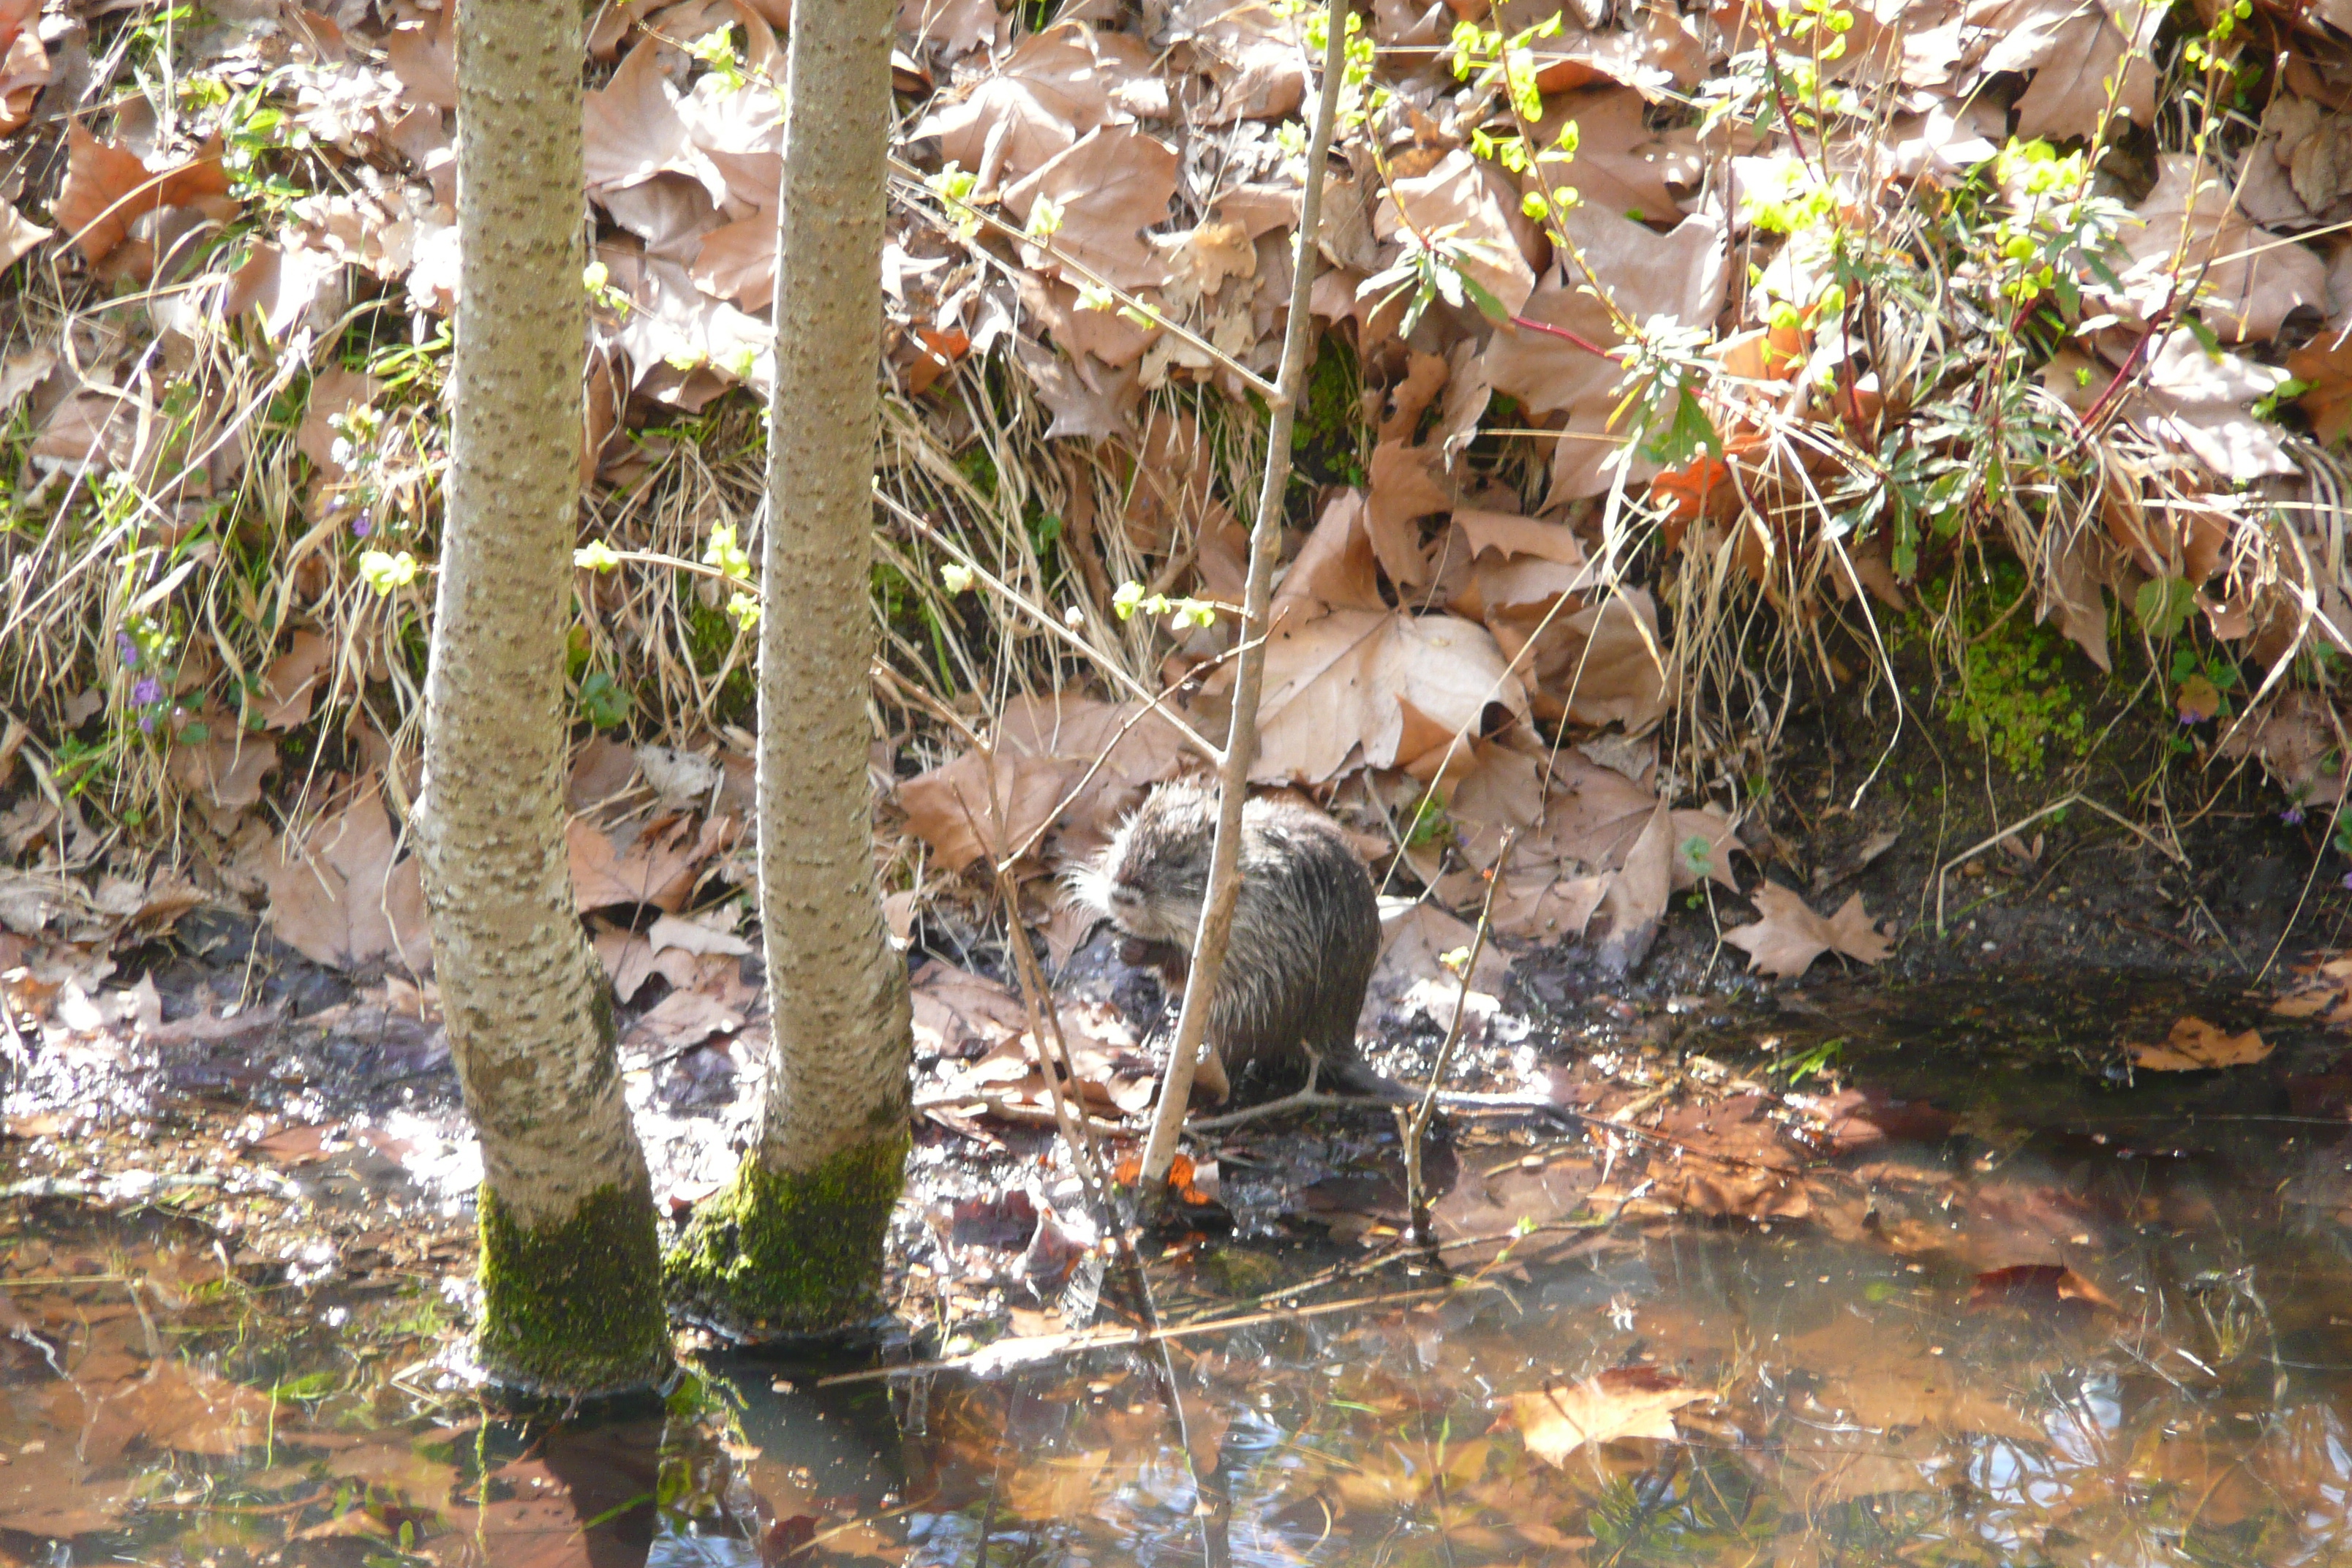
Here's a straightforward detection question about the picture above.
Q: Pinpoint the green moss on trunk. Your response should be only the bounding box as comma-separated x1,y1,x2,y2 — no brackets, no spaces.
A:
663,1137,908,1336
477,1181,671,1394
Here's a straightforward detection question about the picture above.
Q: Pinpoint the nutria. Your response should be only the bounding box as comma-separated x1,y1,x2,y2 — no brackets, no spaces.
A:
1068,778,1403,1101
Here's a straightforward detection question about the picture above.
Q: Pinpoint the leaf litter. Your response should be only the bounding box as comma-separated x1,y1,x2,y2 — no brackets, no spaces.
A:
10,0,2352,1554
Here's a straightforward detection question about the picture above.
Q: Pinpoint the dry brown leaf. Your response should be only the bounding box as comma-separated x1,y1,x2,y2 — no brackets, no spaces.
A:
2291,334,2352,448
51,127,236,270
1251,608,1527,784
1270,491,1388,624
1591,799,1673,971
593,924,698,1003
2112,157,2326,345
565,812,736,912
2272,952,2352,1025
626,987,743,1051
166,731,279,818
0,0,50,136
897,747,1091,872
1507,1368,1706,1464
1498,589,1672,731
911,961,1029,1062
1480,208,1726,500
1972,0,2158,140
1165,0,1305,124
583,39,724,203
1001,124,1178,292
2125,1017,2272,1071
1016,337,1146,440
1521,88,1701,221
1725,883,1890,979
259,629,336,730
2217,690,2346,806
916,22,1160,189
899,0,998,58
1372,148,1537,320
0,195,48,274
383,6,456,109
261,780,430,972
1362,440,1450,587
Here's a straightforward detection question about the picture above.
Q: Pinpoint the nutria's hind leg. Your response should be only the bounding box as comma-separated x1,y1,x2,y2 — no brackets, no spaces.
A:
1314,1047,1414,1104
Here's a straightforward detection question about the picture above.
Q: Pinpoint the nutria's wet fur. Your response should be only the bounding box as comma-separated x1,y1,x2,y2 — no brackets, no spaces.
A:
1068,779,1398,1100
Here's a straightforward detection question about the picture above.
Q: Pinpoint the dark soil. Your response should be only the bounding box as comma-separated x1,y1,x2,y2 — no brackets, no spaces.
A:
1514,615,2350,1025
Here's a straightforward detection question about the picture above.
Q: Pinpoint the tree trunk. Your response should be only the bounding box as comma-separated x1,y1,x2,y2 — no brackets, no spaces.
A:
418,0,669,1392
663,0,911,1333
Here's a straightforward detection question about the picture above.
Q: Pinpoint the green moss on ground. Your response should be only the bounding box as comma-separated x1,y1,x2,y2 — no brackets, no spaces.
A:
476,1180,672,1395
663,1136,909,1336
1919,566,2093,776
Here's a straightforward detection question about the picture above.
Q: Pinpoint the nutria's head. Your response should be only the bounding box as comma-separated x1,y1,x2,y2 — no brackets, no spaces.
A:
1064,778,1216,949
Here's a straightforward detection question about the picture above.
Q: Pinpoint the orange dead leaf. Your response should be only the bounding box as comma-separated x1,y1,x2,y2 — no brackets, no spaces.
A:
906,325,971,396
259,630,336,731
52,127,235,268
2271,952,2352,1025
2288,337,2352,448
2125,1017,2271,1071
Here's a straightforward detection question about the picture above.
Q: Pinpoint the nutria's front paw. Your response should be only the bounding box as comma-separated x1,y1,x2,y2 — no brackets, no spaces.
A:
1117,935,1188,979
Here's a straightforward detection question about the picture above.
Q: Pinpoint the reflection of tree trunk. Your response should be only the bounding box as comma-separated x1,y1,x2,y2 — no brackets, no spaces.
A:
418,0,667,1392
663,0,910,1330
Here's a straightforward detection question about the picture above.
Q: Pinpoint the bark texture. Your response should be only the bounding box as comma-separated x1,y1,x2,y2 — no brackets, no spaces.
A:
666,0,911,1331
420,0,668,1392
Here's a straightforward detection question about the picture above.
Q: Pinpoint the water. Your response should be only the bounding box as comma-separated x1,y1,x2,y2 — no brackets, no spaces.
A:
7,973,2352,1565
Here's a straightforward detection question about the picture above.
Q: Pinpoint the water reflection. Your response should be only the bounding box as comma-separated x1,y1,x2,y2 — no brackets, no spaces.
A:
7,976,2352,1564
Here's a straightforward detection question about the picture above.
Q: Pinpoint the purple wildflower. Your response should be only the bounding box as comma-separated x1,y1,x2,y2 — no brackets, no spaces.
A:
2341,871,2352,894
2179,710,2200,727
138,712,156,734
352,510,372,538
2285,805,2307,826
116,632,137,666
132,676,162,706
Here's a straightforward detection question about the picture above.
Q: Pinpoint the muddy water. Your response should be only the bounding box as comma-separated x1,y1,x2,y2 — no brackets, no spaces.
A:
7,973,2352,1565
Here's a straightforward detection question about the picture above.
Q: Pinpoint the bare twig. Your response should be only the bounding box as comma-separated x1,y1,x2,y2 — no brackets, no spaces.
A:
1400,852,1508,1245
1132,0,1351,1202
1931,791,2186,935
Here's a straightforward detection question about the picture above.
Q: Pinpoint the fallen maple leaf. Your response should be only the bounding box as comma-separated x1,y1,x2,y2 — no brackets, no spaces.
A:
2125,1017,2272,1071
1724,883,1891,979
1507,1368,1706,1464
